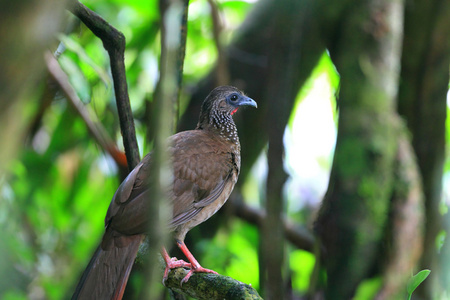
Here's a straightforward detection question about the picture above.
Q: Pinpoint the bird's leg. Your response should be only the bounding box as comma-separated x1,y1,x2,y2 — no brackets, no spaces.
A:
176,239,218,284
161,246,192,285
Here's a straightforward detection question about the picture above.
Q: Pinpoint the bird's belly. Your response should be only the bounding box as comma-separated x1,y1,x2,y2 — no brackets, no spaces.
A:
183,181,234,232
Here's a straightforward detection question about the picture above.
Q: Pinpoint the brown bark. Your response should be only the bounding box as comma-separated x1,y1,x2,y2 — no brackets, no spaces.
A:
376,129,424,299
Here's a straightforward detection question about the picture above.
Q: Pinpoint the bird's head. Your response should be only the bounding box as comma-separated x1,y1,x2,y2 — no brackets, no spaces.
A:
197,86,257,129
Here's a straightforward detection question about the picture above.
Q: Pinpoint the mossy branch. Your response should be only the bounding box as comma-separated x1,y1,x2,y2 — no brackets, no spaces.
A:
164,267,262,300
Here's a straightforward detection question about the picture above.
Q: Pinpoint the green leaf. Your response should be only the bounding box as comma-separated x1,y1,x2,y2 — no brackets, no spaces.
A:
406,269,431,300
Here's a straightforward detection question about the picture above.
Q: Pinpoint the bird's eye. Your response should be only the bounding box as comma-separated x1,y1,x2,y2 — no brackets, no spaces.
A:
230,94,238,101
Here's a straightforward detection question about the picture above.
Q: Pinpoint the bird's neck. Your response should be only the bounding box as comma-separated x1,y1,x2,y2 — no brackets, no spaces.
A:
198,111,240,145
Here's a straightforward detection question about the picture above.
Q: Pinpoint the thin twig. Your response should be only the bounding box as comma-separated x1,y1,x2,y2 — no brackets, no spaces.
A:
69,0,140,170
44,51,128,170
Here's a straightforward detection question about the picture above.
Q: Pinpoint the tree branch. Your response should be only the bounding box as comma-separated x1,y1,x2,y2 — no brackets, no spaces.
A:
260,0,314,296
140,0,190,297
69,0,140,170
44,52,128,172
175,0,190,110
207,0,229,85
229,197,315,253
376,128,424,299
164,267,262,300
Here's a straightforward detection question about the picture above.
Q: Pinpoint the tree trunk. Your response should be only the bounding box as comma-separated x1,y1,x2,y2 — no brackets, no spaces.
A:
315,0,405,298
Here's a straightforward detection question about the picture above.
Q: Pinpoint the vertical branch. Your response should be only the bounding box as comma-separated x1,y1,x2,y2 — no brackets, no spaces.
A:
142,0,189,297
261,1,308,298
110,46,140,169
176,0,190,115
263,130,288,300
207,0,229,85
69,1,140,170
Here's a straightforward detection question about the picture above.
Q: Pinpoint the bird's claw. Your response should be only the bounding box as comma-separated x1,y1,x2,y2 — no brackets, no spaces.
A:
180,266,218,286
162,258,192,286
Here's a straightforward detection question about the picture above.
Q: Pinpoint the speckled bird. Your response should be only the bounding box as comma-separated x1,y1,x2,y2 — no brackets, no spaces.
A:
72,86,257,300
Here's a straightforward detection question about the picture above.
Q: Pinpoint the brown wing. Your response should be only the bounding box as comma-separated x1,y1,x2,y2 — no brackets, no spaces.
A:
104,154,150,226
168,130,237,228
102,130,237,246
101,153,152,248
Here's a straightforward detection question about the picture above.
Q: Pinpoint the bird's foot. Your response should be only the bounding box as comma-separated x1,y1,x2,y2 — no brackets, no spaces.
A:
162,257,192,285
180,265,218,285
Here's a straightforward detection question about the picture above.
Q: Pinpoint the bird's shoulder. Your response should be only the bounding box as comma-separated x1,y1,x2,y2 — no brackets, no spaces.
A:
169,129,239,185
169,129,237,155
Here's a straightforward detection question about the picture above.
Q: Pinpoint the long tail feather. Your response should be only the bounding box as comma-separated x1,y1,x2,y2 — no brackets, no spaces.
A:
72,235,142,300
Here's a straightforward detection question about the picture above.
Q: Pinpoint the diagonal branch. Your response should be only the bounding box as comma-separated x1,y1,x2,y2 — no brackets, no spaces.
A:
69,0,140,170
44,51,128,171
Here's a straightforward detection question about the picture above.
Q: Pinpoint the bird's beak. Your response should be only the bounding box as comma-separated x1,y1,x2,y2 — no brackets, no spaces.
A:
238,96,257,108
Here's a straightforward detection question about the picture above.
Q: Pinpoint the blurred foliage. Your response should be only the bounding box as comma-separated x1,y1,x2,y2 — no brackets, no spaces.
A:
289,249,315,293
353,277,383,300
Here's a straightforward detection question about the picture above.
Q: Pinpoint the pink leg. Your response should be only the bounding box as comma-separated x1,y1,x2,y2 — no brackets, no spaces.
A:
161,246,191,284
176,240,218,284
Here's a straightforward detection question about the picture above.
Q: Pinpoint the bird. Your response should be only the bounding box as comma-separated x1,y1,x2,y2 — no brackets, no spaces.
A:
72,86,257,300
